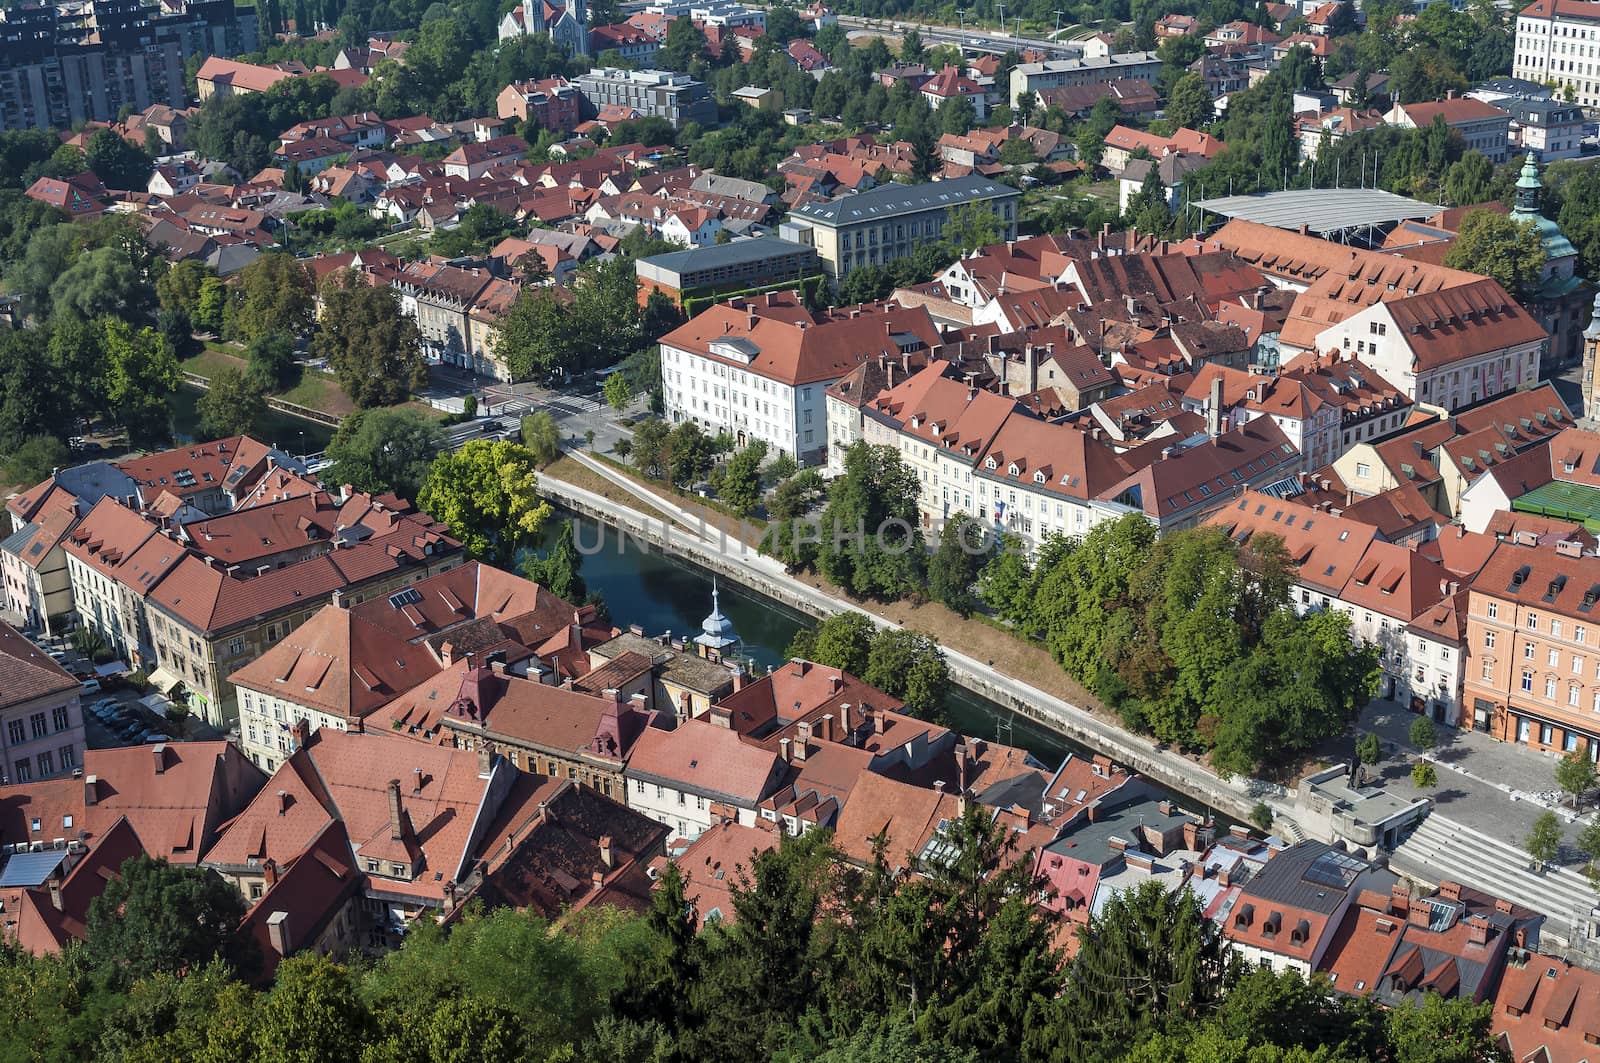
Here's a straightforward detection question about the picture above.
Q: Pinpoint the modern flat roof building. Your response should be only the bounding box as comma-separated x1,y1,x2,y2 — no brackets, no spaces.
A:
635,236,821,307
780,175,1020,280
573,67,717,130
1009,52,1163,108
1195,188,1439,244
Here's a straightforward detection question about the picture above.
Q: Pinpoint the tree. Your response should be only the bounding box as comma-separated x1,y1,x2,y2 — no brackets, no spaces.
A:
325,407,446,499
1036,881,1236,1061
195,275,228,334
253,956,368,1062
928,513,988,616
523,521,585,602
815,441,924,600
787,611,876,676
666,421,713,488
1578,817,1600,887
418,439,553,566
102,319,180,448
768,468,823,521
604,371,633,412
1166,71,1214,130
232,252,315,341
942,203,1002,255
720,441,767,518
864,628,950,717
1409,716,1438,753
1384,993,1497,1063
1524,810,1563,870
84,856,253,985
50,244,152,322
4,435,70,485
658,16,708,71
1443,210,1545,301
495,288,571,381
1443,151,1494,207
1356,732,1382,767
631,419,671,480
313,271,427,408
1411,762,1439,789
1556,749,1597,810
900,28,924,63
156,259,214,319
520,410,562,468
245,332,298,391
197,367,267,438
84,128,153,191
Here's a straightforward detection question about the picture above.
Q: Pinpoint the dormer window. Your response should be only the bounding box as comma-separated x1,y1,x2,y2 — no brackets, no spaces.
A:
1033,471,1046,483
1008,463,1020,476
985,457,997,469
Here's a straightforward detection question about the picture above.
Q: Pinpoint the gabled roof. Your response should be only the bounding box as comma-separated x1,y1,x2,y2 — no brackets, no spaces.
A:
0,621,79,711
655,819,780,928
624,719,784,806
230,605,441,720
1208,491,1378,595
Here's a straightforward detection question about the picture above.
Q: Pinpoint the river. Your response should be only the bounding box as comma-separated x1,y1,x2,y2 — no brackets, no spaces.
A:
565,515,1088,766
170,384,336,453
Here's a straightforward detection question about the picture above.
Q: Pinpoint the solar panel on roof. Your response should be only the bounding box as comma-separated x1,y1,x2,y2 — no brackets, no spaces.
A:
0,850,67,888
388,587,422,608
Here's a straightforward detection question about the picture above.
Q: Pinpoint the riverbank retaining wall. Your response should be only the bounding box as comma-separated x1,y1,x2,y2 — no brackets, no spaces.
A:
539,474,1275,826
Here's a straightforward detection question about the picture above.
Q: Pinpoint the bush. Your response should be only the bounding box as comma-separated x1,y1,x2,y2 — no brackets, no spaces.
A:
462,395,478,418
1249,802,1274,831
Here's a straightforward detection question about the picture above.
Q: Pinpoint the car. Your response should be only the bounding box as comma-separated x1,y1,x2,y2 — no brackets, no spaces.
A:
80,679,102,695
80,441,104,455
142,733,171,744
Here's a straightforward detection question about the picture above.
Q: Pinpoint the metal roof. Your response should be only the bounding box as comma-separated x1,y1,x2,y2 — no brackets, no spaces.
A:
637,236,814,275
788,175,1019,225
1195,188,1438,234
0,849,68,888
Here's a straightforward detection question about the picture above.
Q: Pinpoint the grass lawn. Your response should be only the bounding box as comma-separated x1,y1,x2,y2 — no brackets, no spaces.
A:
181,347,441,424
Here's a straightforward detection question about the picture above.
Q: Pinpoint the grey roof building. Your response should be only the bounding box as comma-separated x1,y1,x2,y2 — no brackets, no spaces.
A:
780,175,1020,280
573,67,718,130
636,236,820,303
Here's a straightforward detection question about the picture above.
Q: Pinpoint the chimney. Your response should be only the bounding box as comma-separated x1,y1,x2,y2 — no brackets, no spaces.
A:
267,911,292,956
780,737,792,763
151,744,167,775
277,790,290,815
829,674,843,695
477,743,494,778
599,834,614,868
1467,915,1490,946
795,723,810,762
821,713,834,742
1207,373,1224,438
955,743,968,793
47,878,62,912
291,717,310,751
84,774,98,806
873,706,886,734
839,704,851,739
263,858,279,887
387,779,404,840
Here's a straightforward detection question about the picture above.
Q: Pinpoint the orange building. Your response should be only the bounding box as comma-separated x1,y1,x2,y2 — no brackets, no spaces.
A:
1464,539,1600,755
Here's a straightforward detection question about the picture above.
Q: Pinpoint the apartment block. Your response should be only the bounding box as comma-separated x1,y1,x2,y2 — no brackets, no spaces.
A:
0,0,256,130
781,175,1020,281
1514,0,1600,108
1465,540,1600,752
573,67,717,130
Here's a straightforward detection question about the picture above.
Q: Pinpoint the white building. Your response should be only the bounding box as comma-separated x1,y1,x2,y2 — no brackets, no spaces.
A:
1515,0,1600,108
498,0,589,53
658,291,941,465
623,718,787,840
1313,277,1547,413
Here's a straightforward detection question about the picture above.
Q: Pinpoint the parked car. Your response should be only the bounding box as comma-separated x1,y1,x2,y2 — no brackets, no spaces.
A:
142,733,170,744
80,679,102,695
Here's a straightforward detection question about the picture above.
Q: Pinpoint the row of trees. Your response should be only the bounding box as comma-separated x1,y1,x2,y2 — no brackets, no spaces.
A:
787,611,952,718
1,823,1501,1062
978,514,1377,776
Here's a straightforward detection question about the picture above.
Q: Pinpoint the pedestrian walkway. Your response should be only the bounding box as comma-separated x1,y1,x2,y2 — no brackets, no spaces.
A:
1356,701,1597,847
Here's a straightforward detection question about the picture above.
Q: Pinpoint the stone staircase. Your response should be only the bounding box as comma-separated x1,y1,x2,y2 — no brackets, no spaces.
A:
1390,813,1599,948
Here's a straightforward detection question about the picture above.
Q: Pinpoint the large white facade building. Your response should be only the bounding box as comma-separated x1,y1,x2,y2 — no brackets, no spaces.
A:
658,291,941,466
1515,0,1600,108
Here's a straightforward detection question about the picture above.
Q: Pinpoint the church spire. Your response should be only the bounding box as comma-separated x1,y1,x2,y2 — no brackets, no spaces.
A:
1514,151,1542,217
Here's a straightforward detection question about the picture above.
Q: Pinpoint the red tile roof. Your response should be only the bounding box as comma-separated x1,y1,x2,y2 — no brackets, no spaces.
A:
625,719,785,807
655,819,780,928
1491,953,1600,1059
0,621,79,711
